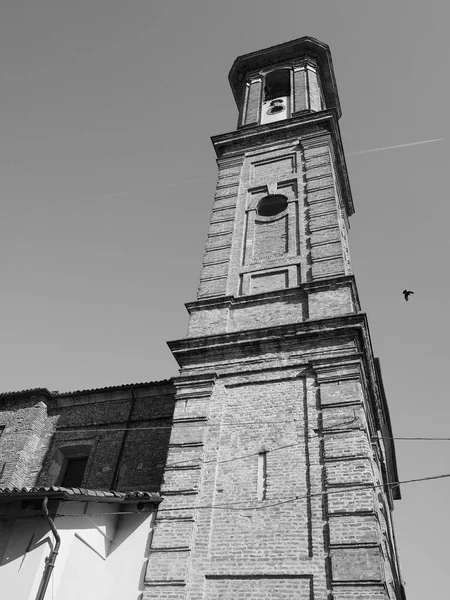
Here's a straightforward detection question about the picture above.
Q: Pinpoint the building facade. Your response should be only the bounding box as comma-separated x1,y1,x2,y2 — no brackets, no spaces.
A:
0,37,405,600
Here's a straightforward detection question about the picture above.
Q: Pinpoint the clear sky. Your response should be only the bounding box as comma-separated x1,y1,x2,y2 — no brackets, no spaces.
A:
0,1,448,597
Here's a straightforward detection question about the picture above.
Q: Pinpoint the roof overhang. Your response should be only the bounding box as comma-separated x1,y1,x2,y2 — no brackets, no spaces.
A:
0,486,162,504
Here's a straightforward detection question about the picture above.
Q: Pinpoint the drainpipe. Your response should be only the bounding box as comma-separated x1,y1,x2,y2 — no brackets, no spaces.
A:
35,496,61,600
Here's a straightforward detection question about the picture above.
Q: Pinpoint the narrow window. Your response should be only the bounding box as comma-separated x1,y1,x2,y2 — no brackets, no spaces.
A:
60,456,88,487
257,451,267,500
261,69,291,124
55,444,92,488
264,70,290,101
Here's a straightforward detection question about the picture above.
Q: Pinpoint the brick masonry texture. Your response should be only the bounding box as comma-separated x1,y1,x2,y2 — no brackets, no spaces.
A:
0,396,49,488
192,120,351,337
0,383,175,493
162,310,405,599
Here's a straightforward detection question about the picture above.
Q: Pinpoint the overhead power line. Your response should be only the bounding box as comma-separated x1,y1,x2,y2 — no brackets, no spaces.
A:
48,421,450,440
1,471,449,520
157,472,450,513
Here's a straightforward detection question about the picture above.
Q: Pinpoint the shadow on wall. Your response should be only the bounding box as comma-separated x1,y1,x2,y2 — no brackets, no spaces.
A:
0,503,157,600
33,387,176,493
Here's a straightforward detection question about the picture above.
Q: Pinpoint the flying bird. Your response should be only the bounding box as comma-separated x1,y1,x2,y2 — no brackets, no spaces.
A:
403,290,414,301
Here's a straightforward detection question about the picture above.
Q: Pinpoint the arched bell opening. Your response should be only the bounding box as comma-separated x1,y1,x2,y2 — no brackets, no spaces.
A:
261,69,291,124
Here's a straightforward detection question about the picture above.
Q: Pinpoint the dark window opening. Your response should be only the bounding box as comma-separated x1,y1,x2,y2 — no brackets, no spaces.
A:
61,456,88,488
264,70,290,102
257,195,288,217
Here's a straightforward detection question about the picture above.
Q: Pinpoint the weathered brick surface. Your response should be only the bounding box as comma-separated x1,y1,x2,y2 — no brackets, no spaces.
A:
308,69,322,111
207,379,311,568
152,519,194,549
320,379,364,405
197,277,228,298
254,215,288,259
306,175,334,191
332,588,388,600
329,514,379,545
306,164,332,180
327,487,375,514
244,79,262,126
201,261,229,279
204,576,312,600
310,241,343,260
0,395,50,487
325,457,373,486
310,225,340,245
158,327,402,599
305,154,331,169
293,67,308,113
323,431,369,459
229,290,306,330
146,548,190,582
308,287,354,319
0,383,175,492
311,257,345,278
331,547,383,581
309,211,339,230
308,198,336,216
142,589,186,600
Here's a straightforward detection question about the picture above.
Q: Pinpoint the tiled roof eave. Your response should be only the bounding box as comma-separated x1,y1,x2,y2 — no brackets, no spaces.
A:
0,486,162,504
0,379,174,400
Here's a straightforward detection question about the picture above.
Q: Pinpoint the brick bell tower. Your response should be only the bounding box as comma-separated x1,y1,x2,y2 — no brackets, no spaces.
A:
145,37,406,600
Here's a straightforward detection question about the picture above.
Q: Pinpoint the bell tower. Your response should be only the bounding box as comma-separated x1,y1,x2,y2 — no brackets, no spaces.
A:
145,37,406,600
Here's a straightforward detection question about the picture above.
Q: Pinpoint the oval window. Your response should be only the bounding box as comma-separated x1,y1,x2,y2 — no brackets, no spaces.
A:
257,194,288,217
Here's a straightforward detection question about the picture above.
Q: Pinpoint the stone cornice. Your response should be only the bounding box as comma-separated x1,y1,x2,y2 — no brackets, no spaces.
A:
168,314,374,385
185,275,360,314
169,313,378,409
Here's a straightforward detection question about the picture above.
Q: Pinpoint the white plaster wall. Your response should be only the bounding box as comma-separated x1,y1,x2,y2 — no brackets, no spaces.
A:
0,518,50,600
103,512,152,600
0,502,153,600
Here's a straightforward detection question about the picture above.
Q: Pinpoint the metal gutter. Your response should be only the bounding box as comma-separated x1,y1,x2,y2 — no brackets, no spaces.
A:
35,497,61,600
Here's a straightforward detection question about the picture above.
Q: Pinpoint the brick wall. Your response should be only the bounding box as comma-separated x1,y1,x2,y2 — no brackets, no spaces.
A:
0,393,50,488
154,318,400,600
189,124,356,346
0,382,175,493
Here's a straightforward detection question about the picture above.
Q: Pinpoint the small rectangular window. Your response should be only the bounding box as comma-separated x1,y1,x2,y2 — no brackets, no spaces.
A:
60,456,88,487
257,451,267,501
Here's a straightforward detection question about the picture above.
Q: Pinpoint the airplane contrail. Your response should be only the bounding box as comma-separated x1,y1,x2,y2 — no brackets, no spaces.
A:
82,138,444,201
349,138,444,155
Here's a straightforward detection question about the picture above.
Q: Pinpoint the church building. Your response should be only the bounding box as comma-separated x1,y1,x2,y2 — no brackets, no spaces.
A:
0,36,406,600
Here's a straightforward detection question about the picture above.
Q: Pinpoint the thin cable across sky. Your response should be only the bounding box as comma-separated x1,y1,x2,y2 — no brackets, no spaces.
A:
77,138,444,201
1,471,449,520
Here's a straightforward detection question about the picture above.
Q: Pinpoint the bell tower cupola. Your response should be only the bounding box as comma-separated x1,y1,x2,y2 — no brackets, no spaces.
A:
229,36,341,128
